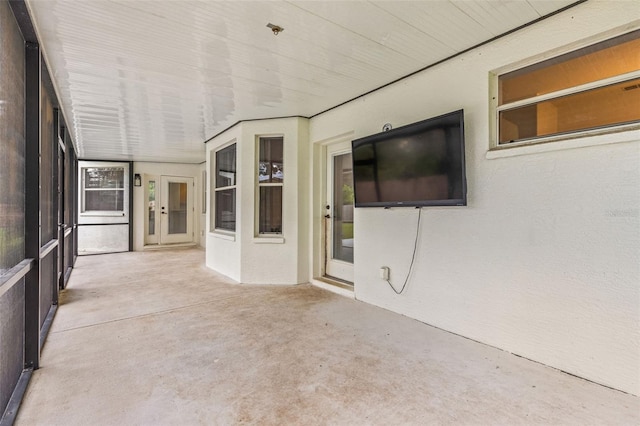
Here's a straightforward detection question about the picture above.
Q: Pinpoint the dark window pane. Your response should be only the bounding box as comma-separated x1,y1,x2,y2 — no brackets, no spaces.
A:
259,186,282,234
0,0,26,273
168,182,187,234
215,189,236,231
83,167,124,189
216,144,236,188
499,78,640,144
85,190,124,211
259,137,283,183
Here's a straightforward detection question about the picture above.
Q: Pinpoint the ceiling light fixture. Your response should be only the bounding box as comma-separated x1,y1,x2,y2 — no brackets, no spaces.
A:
266,23,284,36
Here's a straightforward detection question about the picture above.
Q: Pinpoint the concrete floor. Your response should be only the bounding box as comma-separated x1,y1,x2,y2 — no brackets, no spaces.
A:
16,248,638,425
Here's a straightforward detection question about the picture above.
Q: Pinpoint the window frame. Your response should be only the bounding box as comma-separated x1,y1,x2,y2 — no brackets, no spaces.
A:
79,164,128,217
490,28,640,150
201,170,207,214
255,135,284,238
212,142,237,233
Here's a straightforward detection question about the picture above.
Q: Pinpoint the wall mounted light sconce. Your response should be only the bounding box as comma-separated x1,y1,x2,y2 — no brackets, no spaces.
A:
134,173,141,187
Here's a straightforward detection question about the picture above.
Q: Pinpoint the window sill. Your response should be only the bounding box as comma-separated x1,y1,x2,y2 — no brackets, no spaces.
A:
487,125,640,159
252,236,285,244
80,212,127,217
211,231,235,241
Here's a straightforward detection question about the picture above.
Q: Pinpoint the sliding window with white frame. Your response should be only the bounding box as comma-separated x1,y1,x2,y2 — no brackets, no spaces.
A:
493,29,640,147
213,143,237,232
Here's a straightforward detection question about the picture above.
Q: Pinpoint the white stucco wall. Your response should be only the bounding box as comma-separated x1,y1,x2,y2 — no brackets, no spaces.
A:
132,162,203,251
238,118,310,284
205,117,310,284
205,127,242,282
309,1,639,395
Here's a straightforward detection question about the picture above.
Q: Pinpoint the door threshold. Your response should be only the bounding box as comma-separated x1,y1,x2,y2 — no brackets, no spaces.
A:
143,242,198,251
322,275,353,288
312,277,354,299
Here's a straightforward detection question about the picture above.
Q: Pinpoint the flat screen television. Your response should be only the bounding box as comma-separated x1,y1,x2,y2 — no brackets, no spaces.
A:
352,109,467,208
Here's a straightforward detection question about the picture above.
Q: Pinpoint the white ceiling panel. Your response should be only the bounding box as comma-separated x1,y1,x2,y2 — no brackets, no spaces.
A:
26,0,578,163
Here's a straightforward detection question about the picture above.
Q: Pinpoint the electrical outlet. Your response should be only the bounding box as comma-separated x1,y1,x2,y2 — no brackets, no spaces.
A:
380,266,389,280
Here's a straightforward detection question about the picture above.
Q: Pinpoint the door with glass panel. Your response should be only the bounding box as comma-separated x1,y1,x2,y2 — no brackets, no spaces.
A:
325,142,354,283
146,176,194,245
160,176,194,244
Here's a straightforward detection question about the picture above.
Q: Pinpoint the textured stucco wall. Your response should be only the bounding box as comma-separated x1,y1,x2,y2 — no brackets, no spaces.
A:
205,118,310,284
309,1,639,395
205,126,243,282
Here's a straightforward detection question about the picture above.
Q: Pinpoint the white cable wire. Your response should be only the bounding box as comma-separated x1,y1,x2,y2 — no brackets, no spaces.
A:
386,207,422,294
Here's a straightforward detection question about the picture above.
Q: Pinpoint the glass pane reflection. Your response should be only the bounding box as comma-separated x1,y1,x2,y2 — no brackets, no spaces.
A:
215,189,236,231
259,186,282,234
168,182,187,234
500,78,640,144
259,137,283,183
85,190,124,211
332,153,354,263
148,181,155,235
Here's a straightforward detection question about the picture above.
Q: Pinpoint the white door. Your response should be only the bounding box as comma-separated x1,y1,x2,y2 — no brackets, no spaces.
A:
146,176,194,245
325,142,354,283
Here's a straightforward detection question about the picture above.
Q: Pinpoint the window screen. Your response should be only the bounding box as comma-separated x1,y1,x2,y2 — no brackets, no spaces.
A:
82,167,125,212
0,1,26,273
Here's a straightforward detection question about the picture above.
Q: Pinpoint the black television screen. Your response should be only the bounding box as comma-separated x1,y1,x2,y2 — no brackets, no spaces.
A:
352,110,467,208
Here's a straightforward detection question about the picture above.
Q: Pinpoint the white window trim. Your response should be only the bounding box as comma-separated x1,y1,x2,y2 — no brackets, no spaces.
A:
255,135,284,238
486,126,640,159
489,26,640,151
78,162,129,219
212,231,235,241
212,142,237,233
252,236,285,244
